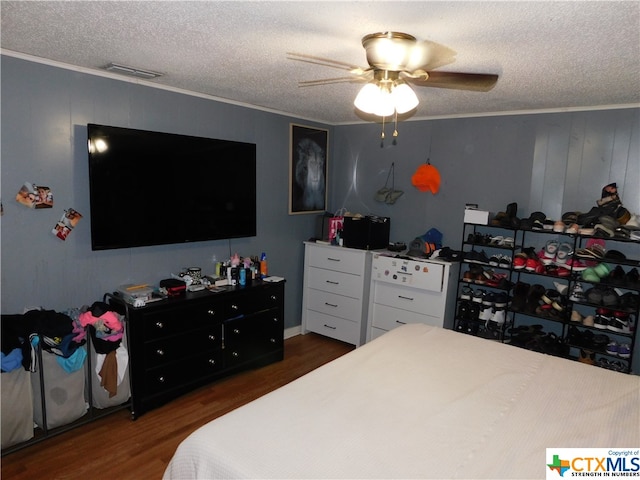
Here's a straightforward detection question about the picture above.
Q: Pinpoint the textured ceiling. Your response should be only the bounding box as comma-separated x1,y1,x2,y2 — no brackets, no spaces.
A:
1,1,639,124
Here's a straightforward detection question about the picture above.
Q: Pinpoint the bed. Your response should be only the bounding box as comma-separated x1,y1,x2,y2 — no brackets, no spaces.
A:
163,324,639,479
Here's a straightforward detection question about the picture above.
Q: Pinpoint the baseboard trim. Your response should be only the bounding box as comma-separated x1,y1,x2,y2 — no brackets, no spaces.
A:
284,325,302,339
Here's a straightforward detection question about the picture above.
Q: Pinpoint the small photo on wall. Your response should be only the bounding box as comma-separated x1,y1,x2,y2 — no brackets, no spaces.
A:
52,208,82,241
15,182,54,209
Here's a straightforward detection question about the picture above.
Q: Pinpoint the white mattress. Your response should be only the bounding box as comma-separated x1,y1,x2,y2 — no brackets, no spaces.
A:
164,324,640,479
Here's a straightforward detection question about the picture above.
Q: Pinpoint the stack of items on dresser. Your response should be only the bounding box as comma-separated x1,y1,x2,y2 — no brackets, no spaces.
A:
1,302,129,449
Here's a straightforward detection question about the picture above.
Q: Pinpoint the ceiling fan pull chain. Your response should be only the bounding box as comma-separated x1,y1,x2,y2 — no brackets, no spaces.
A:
392,110,399,145
380,116,386,148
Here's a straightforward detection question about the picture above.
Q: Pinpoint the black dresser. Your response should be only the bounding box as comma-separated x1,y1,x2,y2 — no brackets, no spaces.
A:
109,280,284,418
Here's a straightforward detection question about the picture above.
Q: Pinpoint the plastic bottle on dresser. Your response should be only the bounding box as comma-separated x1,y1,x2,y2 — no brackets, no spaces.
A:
260,252,268,278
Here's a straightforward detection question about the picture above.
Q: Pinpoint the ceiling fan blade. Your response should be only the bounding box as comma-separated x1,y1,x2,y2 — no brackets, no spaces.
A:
409,71,499,92
406,40,457,71
286,52,369,75
298,76,370,87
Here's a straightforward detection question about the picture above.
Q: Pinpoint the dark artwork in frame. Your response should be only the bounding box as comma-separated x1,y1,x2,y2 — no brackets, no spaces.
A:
289,124,328,214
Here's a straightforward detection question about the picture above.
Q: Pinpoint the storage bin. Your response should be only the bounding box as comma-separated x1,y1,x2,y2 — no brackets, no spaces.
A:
87,331,131,409
31,348,88,430
1,368,34,448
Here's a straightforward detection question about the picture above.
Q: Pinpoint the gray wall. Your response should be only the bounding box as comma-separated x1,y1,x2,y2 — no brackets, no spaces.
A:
2,55,639,371
1,55,325,328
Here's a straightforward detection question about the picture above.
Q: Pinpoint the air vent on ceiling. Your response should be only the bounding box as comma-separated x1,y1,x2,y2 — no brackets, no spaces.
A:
103,63,163,79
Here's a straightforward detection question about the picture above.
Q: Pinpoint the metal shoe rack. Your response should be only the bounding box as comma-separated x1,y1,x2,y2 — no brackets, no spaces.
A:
456,222,640,374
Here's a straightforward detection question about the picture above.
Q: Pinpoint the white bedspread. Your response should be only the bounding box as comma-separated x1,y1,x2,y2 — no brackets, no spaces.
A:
164,324,640,479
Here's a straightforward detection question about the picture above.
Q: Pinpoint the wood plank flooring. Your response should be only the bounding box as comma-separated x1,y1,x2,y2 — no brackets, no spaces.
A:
1,332,354,480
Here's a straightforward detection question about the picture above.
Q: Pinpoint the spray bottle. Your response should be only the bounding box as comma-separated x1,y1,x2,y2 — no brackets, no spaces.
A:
260,252,268,278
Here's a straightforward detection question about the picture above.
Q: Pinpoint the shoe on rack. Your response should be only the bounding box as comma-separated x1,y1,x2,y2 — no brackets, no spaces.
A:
541,289,561,305
460,286,473,300
579,349,596,365
606,341,619,356
553,221,565,233
560,257,587,272
593,263,612,279
582,268,601,283
457,301,472,320
538,239,559,264
607,311,630,334
585,287,603,305
569,282,586,302
570,310,583,323
594,308,612,329
525,256,545,273
487,308,506,327
565,223,579,234
525,284,546,314
478,304,494,322
601,288,620,307
510,281,530,312
554,242,574,266
582,315,595,327
513,252,528,270
472,289,485,303
617,343,631,359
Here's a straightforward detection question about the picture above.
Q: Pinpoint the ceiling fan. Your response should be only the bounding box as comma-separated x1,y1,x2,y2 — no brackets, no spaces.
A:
287,32,499,117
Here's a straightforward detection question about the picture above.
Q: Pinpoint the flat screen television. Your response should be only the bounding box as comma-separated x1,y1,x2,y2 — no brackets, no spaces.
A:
87,124,257,250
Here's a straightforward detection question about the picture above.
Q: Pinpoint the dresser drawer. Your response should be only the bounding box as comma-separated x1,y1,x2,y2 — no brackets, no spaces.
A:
307,267,362,299
306,289,362,321
143,349,224,395
226,284,283,317
373,282,446,316
307,245,365,275
142,300,223,340
143,324,222,366
370,303,443,332
304,310,359,344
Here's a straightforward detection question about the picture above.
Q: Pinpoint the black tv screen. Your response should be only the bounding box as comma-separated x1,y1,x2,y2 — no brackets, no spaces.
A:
87,124,257,250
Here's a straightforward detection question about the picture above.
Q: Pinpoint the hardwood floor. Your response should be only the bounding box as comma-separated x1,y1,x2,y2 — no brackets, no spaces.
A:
1,332,354,480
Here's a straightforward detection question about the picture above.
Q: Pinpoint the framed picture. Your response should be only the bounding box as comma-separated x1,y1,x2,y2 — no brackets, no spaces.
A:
289,123,328,214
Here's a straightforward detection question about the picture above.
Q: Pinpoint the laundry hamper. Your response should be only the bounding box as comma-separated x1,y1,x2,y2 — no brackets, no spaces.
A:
31,348,88,430
1,367,34,448
87,330,131,409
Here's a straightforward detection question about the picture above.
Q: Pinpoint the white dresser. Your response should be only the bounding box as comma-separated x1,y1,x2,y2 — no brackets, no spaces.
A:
301,242,372,346
367,253,459,342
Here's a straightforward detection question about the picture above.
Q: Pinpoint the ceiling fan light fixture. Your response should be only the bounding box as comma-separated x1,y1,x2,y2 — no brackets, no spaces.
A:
391,83,419,114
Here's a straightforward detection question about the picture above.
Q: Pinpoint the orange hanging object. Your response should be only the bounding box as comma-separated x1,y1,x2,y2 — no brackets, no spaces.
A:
411,163,441,194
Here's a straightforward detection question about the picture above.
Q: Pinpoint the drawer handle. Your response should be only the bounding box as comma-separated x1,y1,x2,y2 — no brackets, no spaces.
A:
208,359,216,365
231,304,239,310
207,309,216,316
325,280,339,285
325,302,338,308
398,295,415,301
395,320,407,325
155,322,164,329
156,349,165,356
326,257,341,262
323,324,337,330
158,376,165,383
208,334,216,341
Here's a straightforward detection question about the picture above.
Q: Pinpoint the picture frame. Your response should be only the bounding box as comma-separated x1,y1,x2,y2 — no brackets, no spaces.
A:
289,123,329,215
